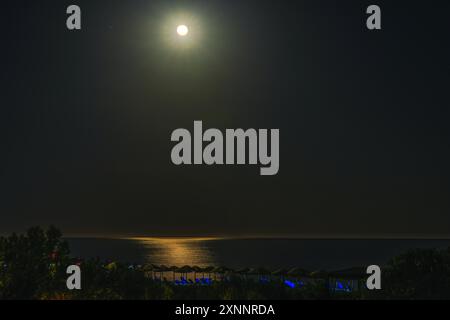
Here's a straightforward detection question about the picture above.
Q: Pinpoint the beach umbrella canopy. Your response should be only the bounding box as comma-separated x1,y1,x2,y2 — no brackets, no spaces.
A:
223,266,234,273
246,267,269,275
202,266,215,273
144,264,160,272
309,270,329,279
246,268,258,275
142,264,152,272
272,268,288,276
168,266,180,281
192,265,203,273
287,267,309,277
236,267,250,274
329,267,366,279
152,266,162,273
159,265,170,272
212,266,229,274
178,265,193,273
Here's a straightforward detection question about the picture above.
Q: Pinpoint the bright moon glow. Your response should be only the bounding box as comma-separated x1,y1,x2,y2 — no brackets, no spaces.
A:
177,25,189,36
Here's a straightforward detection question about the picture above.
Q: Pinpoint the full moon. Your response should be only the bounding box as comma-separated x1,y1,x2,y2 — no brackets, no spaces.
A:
177,25,189,36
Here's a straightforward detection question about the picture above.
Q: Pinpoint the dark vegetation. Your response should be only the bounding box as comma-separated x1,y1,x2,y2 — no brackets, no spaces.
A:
1,227,449,300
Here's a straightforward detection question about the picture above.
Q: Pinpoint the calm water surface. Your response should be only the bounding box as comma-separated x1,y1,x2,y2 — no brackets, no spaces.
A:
66,238,450,270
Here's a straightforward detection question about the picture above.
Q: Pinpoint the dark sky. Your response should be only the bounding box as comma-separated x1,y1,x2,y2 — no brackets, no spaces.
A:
1,0,449,237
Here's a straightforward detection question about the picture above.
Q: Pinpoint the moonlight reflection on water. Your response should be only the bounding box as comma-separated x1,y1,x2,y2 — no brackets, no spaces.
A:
133,237,218,267
67,238,450,270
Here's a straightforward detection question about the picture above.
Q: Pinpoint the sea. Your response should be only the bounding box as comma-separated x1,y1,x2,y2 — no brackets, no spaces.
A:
65,238,450,271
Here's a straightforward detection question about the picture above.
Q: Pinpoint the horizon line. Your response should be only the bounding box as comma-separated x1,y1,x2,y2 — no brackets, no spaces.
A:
59,233,450,241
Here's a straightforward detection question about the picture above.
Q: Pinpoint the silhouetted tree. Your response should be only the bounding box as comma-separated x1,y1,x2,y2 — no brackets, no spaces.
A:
383,247,450,299
0,226,70,299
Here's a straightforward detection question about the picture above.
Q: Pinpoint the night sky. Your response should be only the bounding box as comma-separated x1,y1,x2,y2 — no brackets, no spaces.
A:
1,0,449,237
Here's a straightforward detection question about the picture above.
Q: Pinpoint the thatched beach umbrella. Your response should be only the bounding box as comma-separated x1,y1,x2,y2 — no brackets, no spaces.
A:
272,268,288,275
169,266,179,281
147,264,159,270
192,265,202,280
178,265,193,279
212,266,225,273
272,268,288,281
247,267,270,281
202,266,214,278
328,267,366,291
250,267,268,274
329,267,366,279
212,266,231,280
287,267,309,278
223,266,234,274
247,268,257,275
158,264,169,271
197,266,207,279
143,264,157,279
236,267,250,280
309,270,329,279
256,267,271,280
237,267,250,274
212,266,223,280
148,265,161,280
221,267,235,281
202,266,215,279
158,265,170,280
